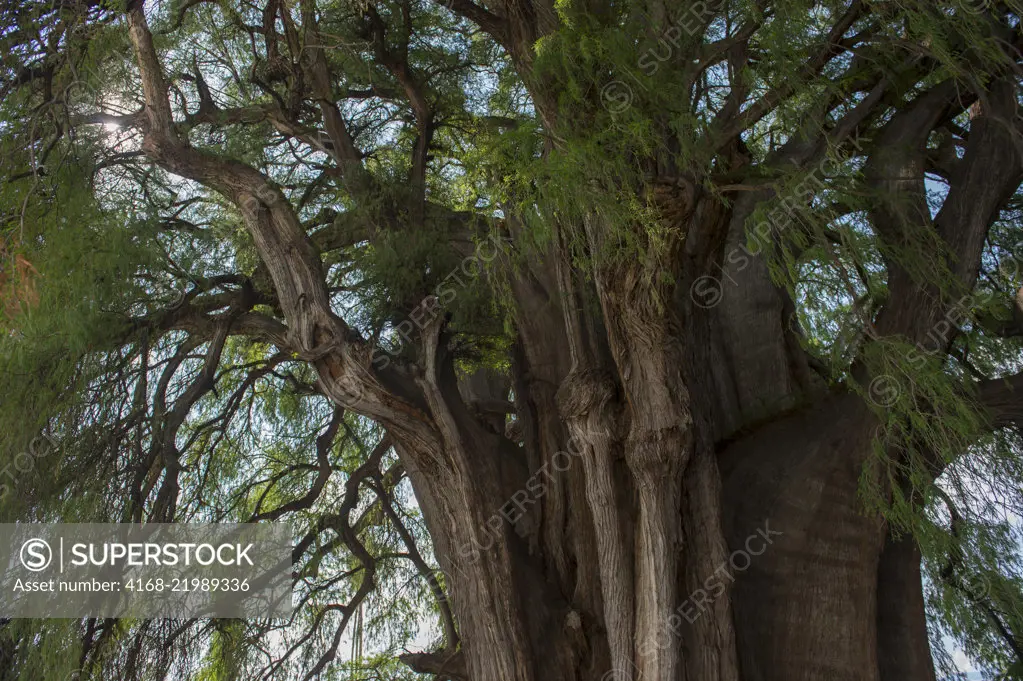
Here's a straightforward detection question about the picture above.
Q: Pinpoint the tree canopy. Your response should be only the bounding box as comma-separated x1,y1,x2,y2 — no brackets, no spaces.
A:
2,0,1023,679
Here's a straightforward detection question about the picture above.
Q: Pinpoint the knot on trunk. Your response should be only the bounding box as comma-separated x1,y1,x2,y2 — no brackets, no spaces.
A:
556,368,618,420
625,424,691,482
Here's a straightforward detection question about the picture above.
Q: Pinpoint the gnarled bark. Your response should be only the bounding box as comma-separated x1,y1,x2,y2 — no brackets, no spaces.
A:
113,2,1023,681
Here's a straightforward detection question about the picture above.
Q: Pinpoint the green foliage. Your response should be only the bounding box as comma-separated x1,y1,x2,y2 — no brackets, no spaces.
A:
3,0,1023,678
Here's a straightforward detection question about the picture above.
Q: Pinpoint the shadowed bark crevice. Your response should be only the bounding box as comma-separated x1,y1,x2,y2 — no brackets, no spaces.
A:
876,532,937,681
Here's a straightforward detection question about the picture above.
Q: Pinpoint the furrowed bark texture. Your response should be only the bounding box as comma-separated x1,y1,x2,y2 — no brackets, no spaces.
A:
118,2,1023,680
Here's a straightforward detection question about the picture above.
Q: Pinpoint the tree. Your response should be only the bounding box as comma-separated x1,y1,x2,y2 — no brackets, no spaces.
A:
2,0,1023,679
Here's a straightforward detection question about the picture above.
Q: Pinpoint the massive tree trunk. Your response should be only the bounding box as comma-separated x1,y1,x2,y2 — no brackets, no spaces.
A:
721,394,885,681
110,1,1023,680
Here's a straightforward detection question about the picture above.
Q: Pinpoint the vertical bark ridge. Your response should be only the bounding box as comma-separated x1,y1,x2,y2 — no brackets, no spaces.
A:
714,192,820,431
558,368,634,679
496,220,612,677
412,315,537,681
625,426,687,681
592,252,691,681
876,532,937,681
507,255,586,604
553,236,636,680
680,445,740,681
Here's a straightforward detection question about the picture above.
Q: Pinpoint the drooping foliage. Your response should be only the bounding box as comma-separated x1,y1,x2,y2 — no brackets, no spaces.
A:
1,0,1023,679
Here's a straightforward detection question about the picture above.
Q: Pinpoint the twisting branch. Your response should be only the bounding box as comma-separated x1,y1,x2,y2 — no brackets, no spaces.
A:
125,2,439,445
249,407,345,522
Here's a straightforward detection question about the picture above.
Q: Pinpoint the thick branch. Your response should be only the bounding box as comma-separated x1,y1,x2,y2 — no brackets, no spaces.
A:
977,370,1023,432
